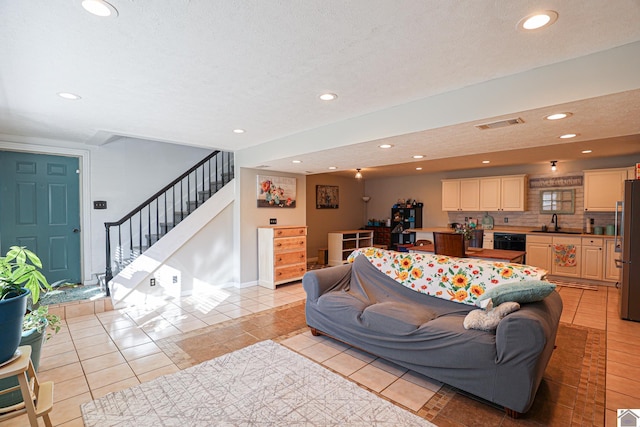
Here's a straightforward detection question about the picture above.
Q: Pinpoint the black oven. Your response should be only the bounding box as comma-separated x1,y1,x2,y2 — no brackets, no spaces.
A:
493,233,526,261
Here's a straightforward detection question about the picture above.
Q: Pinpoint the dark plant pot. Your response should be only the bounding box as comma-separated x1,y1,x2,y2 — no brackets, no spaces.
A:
0,288,30,364
0,326,46,409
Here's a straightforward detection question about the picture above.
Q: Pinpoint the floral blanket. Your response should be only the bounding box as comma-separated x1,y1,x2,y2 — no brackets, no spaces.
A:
347,247,547,306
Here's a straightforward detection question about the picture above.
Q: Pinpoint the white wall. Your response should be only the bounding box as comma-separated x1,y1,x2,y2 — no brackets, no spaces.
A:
88,138,212,278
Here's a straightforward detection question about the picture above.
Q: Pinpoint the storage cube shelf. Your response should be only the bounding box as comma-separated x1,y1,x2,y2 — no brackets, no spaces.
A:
328,230,374,266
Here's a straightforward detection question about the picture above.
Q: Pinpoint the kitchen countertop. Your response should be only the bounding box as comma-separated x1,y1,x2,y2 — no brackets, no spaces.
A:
407,227,618,238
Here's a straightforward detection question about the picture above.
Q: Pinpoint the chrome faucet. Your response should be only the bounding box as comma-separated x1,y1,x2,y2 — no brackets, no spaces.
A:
551,214,559,232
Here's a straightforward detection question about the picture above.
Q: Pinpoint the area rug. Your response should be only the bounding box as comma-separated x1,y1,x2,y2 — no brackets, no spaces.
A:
81,340,435,426
548,278,599,291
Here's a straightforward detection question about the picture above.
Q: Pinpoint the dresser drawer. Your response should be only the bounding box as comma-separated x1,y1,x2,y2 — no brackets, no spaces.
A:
275,250,306,266
274,227,307,238
275,264,306,282
274,236,306,252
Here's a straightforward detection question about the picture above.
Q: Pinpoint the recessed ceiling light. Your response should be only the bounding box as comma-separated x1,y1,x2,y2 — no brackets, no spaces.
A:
482,160,490,164
582,150,593,154
233,129,245,134
379,144,393,149
559,133,578,139
416,167,423,171
328,166,337,170
518,10,558,30
319,93,337,101
292,160,302,164
545,112,572,120
81,0,118,17
57,92,82,100
412,155,424,159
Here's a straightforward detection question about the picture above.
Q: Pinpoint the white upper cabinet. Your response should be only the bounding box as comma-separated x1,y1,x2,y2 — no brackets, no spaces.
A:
479,175,527,212
583,168,628,212
441,179,479,211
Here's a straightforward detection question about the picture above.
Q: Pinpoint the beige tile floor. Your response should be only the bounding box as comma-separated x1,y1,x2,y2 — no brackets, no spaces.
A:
2,282,640,426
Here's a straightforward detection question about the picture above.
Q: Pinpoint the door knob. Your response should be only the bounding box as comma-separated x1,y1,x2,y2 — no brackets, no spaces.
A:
73,228,80,233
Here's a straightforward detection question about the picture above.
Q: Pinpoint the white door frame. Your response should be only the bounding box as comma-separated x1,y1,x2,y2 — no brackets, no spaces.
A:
0,140,94,284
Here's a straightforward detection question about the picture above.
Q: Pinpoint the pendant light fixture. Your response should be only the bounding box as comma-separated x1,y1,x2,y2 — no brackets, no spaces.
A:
550,160,557,171
355,168,363,179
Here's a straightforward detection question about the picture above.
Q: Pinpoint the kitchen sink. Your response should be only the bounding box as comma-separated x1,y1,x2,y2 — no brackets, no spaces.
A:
529,230,583,234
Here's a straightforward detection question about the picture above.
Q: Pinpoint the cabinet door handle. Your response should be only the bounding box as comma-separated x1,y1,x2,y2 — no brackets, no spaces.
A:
276,243,282,247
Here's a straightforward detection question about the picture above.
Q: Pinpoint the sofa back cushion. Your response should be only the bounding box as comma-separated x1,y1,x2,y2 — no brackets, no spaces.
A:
348,247,547,306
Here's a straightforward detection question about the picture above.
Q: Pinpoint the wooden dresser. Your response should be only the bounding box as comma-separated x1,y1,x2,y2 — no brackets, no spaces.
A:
258,226,307,289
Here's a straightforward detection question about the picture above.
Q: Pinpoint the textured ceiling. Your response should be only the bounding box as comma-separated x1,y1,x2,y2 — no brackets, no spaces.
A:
1,1,640,174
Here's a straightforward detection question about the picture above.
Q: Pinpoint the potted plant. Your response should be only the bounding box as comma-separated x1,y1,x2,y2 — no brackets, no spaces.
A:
0,246,52,365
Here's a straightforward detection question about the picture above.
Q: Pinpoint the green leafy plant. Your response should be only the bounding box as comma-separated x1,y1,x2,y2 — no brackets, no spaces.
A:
0,246,52,303
22,306,61,341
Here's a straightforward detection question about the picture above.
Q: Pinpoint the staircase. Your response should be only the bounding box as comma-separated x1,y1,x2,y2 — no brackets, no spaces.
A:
104,150,234,294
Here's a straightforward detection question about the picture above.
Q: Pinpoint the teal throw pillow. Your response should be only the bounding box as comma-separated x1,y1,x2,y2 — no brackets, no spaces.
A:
476,280,556,307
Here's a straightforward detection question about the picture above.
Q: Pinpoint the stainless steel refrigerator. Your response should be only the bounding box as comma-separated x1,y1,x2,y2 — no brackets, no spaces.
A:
618,179,640,321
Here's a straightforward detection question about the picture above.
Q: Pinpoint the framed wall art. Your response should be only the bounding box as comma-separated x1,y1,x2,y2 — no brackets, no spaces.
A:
316,185,339,209
257,175,296,208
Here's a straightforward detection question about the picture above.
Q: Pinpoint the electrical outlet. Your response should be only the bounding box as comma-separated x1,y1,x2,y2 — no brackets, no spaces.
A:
590,218,594,225
270,218,277,225
172,276,178,284
504,217,508,223
150,278,156,286
464,217,468,222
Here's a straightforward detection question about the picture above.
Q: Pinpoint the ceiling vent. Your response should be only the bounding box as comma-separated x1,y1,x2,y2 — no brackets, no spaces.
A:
475,117,525,130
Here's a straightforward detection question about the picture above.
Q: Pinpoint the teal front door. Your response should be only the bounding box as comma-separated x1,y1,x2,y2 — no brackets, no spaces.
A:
0,151,81,284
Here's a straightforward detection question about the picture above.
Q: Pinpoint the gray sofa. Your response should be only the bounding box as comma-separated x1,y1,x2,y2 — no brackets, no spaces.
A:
302,254,563,415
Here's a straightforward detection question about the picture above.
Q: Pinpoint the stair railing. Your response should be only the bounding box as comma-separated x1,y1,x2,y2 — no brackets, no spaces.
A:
104,150,234,295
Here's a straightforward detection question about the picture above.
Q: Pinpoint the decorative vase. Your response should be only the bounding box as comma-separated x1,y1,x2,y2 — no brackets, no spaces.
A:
0,288,29,364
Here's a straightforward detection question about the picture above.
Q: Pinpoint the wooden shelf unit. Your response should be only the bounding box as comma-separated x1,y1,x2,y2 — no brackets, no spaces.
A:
328,230,374,266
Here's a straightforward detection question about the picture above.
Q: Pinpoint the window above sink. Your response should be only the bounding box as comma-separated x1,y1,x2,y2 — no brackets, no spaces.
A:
540,189,575,214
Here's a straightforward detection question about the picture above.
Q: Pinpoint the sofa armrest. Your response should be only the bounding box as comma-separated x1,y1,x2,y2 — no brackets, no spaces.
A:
495,291,562,364
302,264,352,302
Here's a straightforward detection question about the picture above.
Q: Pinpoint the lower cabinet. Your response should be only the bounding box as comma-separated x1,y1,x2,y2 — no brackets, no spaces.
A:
604,238,622,282
581,237,603,281
483,231,494,249
525,235,553,272
526,235,582,278
258,226,307,289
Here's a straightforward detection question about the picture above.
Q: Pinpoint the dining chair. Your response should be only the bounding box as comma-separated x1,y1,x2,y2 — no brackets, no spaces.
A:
468,229,484,248
433,232,465,257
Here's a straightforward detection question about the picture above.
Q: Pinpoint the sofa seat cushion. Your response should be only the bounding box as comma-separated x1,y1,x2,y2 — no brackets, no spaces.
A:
360,301,438,334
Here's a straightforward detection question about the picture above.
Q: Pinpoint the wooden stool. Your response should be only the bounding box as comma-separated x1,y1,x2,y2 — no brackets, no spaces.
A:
0,346,54,427
317,248,328,265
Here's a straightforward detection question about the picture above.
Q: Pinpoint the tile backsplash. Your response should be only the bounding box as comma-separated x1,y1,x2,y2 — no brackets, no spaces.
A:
448,173,617,232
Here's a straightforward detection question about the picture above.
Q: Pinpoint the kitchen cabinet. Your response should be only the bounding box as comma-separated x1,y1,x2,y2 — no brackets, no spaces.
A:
441,179,479,211
583,168,628,212
258,226,307,289
551,236,582,278
525,235,553,272
483,231,494,249
479,175,527,212
604,238,621,282
328,230,373,266
526,234,582,278
581,237,603,281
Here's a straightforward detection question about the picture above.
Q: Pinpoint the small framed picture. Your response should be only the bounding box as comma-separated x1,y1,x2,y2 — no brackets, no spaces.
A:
316,185,339,209
468,218,478,228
